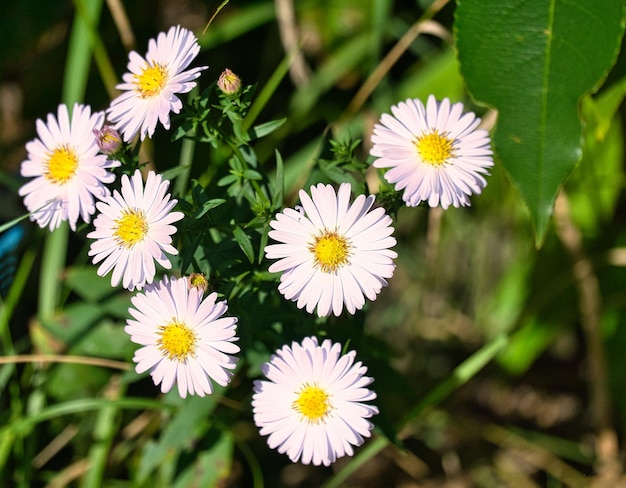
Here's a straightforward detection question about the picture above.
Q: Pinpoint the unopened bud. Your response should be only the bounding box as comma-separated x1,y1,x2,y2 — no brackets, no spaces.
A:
188,273,209,294
93,125,122,155
217,69,242,97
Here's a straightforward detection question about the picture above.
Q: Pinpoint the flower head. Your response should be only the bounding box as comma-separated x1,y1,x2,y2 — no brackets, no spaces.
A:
265,182,397,317
370,95,493,209
18,103,120,231
107,25,208,142
125,275,239,398
253,336,378,466
87,169,184,291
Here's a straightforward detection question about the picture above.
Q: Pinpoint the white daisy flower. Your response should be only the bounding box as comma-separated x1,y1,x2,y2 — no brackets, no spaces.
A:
253,336,378,466
370,95,494,209
107,25,208,142
18,103,120,231
265,182,397,317
125,275,239,398
87,169,184,291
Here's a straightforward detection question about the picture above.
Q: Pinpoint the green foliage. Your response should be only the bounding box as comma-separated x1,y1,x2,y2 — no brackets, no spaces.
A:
2,0,626,486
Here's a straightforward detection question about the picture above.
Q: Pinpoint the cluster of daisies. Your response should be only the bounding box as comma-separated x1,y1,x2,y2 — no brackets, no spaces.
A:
16,24,493,467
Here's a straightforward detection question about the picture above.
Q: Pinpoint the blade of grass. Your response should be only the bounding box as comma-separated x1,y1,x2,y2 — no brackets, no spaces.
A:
80,381,127,488
0,248,37,385
73,0,119,97
242,53,293,132
64,0,103,106
39,0,103,319
1,398,175,437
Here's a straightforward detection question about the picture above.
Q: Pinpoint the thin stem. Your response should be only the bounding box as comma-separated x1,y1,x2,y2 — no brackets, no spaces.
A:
340,0,451,121
39,0,104,319
0,355,131,371
553,191,620,482
173,136,197,197
38,224,68,318
242,52,292,132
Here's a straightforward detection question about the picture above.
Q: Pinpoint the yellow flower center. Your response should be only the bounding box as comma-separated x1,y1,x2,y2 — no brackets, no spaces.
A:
113,209,149,248
157,320,197,361
416,131,455,165
293,384,331,423
135,64,168,98
310,231,350,273
45,145,78,184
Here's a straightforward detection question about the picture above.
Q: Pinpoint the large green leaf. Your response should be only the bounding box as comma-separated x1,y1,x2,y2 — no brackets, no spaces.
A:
455,0,625,244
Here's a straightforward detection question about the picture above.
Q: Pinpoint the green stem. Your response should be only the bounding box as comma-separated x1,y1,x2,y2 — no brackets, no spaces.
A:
173,136,197,197
224,138,271,208
38,224,68,318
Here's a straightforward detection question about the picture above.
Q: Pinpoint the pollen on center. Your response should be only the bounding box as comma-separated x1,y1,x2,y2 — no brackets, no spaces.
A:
292,384,331,423
135,63,168,98
157,320,197,361
45,145,79,184
309,230,351,273
416,130,455,166
113,209,149,248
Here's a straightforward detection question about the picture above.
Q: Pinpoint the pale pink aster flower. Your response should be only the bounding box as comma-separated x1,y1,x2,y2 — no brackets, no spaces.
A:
265,182,397,317
125,275,239,398
87,169,183,291
370,95,493,209
253,336,378,466
108,25,208,142
18,103,120,231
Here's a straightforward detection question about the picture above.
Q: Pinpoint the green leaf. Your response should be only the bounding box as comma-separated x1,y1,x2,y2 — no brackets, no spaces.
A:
242,169,263,181
173,430,234,488
64,266,116,302
455,0,625,244
40,302,105,344
246,117,286,140
497,317,562,375
195,198,227,219
232,225,255,263
160,164,192,181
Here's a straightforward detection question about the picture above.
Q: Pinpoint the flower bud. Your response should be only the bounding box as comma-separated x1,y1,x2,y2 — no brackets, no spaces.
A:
217,69,242,97
188,273,209,294
93,125,122,155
